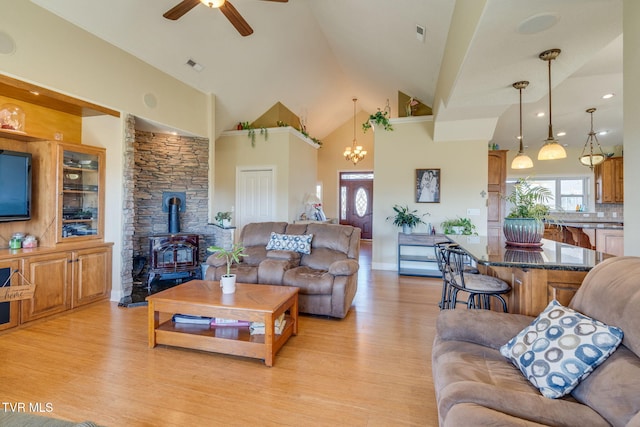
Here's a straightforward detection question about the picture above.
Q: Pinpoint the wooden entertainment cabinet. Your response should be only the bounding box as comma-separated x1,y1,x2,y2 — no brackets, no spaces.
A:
0,134,113,330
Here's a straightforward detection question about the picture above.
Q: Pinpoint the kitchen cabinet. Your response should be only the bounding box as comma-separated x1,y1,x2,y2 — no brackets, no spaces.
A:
487,150,507,241
19,244,112,323
594,157,624,203
20,252,71,322
596,228,624,256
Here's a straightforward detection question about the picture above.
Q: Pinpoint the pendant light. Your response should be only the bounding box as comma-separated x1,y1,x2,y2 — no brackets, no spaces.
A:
343,98,367,165
511,80,534,169
537,48,567,160
579,108,606,169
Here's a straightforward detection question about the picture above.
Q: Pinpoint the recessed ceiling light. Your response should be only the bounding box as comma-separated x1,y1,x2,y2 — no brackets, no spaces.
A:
537,112,545,117
602,93,615,99
557,131,566,137
517,13,559,35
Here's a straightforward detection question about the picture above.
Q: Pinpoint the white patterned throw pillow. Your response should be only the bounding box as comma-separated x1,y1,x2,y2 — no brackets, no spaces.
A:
500,300,623,399
265,232,313,254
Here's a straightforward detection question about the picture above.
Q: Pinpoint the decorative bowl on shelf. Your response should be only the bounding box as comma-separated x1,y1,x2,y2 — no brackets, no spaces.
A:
0,103,26,133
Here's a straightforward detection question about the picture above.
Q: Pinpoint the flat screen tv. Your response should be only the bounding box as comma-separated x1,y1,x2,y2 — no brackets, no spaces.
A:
0,149,32,222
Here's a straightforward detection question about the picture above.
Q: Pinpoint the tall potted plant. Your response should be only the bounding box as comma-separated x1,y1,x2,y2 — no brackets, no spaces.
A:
207,243,246,294
386,204,429,234
503,178,553,247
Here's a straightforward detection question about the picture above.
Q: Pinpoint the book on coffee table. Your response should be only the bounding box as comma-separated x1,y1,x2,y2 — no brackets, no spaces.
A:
211,318,251,327
172,314,212,324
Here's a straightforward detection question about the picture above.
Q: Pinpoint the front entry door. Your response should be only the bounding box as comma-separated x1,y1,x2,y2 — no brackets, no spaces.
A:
339,172,373,239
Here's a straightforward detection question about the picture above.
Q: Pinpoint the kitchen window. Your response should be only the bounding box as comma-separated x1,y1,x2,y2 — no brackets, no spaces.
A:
507,177,590,212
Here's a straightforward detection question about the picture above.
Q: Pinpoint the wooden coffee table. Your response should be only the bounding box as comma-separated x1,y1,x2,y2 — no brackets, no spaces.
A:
147,280,298,366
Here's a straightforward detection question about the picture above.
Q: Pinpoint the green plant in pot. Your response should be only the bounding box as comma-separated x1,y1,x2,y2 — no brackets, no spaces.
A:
386,204,429,234
441,217,477,235
503,178,553,247
207,243,247,294
362,109,393,133
214,211,232,228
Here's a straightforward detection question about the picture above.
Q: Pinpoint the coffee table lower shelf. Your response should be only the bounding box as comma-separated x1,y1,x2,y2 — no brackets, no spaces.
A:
154,317,294,363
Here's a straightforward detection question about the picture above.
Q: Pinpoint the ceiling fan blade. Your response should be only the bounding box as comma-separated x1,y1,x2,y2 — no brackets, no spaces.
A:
219,1,254,37
163,0,200,20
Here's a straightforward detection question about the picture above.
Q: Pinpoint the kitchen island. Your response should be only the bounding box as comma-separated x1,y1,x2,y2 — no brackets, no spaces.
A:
447,235,613,316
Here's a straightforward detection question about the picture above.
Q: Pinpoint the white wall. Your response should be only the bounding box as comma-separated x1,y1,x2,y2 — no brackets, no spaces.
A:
372,117,489,270
215,127,318,226
82,115,125,300
623,0,640,255
1,1,210,137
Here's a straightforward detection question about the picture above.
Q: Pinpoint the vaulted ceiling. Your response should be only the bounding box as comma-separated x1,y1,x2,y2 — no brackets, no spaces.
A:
31,0,622,150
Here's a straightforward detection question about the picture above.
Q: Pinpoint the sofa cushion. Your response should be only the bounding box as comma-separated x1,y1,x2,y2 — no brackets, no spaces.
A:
266,232,313,254
283,266,333,295
306,223,352,252
242,245,268,266
570,344,640,427
301,247,347,270
433,338,610,427
500,300,623,399
240,222,287,246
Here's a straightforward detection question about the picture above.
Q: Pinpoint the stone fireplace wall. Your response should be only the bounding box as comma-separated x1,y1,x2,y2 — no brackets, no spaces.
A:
132,128,216,271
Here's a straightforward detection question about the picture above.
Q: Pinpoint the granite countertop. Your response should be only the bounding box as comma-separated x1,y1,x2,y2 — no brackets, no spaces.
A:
545,220,624,230
447,235,613,271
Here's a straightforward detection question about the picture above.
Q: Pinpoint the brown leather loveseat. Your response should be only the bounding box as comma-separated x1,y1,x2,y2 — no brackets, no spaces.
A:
205,222,361,318
432,256,640,426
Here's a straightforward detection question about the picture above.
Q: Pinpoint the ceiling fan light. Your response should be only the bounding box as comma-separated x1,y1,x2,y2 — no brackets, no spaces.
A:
538,139,567,160
200,0,226,8
511,153,534,169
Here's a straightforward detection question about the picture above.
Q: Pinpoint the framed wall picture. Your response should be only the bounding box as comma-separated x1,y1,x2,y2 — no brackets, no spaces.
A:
416,168,440,203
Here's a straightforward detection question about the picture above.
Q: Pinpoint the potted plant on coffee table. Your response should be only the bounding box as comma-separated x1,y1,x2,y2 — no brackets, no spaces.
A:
503,178,553,247
207,243,246,294
386,204,429,234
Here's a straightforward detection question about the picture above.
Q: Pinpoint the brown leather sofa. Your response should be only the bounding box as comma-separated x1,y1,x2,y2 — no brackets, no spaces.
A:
432,256,640,426
205,222,360,318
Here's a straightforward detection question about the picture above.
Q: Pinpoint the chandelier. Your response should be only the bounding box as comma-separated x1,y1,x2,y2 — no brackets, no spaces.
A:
537,48,567,160
344,97,367,165
511,80,534,169
579,108,606,169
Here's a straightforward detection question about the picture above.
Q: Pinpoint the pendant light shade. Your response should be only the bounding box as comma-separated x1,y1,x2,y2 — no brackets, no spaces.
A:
511,80,533,169
579,108,606,169
537,49,567,160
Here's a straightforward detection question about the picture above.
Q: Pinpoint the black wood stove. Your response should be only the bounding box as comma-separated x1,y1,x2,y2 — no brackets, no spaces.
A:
146,233,200,290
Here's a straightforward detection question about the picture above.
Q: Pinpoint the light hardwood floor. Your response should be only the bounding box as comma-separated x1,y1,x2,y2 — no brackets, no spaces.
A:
0,241,442,426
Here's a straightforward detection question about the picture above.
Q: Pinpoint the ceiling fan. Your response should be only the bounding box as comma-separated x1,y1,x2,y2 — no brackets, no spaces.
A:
163,0,288,37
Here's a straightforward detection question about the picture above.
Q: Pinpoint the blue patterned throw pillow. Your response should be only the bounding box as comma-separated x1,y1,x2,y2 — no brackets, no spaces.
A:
500,300,623,399
265,232,313,254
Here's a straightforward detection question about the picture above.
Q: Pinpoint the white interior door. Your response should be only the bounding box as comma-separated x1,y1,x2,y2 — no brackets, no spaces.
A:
236,167,275,232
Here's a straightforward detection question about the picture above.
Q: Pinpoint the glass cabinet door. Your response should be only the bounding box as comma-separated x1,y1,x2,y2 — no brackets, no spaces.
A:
59,145,104,242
